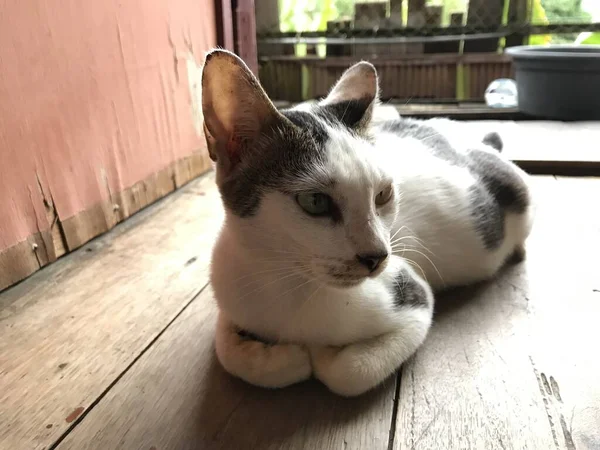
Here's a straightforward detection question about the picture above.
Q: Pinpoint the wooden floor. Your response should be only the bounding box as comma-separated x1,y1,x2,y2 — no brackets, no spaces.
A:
2,136,600,450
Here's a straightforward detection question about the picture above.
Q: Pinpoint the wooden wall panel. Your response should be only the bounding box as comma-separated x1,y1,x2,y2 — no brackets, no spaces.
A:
0,0,218,290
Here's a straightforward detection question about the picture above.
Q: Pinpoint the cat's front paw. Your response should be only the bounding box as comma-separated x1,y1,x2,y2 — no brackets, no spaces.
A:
309,344,385,397
215,313,312,389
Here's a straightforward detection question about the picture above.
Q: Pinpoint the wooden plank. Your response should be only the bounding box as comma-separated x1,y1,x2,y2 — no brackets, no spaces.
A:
235,0,259,74
522,176,600,450
423,6,444,54
214,0,235,51
0,172,222,450
397,119,600,173
394,176,600,449
505,0,529,48
406,0,426,54
0,152,212,292
326,20,352,57
467,121,600,174
56,287,398,450
353,2,388,58
428,12,463,54
255,0,283,56
463,0,504,52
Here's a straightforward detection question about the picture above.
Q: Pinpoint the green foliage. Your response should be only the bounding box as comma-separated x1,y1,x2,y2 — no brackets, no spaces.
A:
541,0,592,22
537,0,592,43
530,0,552,45
582,32,600,44
334,0,354,19
279,0,338,32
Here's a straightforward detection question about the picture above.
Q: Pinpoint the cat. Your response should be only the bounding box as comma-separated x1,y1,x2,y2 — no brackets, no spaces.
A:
201,49,534,396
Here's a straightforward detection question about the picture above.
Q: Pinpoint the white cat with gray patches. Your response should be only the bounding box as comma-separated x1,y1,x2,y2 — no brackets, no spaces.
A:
202,50,534,397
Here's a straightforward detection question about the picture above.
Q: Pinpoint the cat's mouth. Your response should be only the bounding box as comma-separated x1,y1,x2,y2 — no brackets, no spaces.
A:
310,259,384,288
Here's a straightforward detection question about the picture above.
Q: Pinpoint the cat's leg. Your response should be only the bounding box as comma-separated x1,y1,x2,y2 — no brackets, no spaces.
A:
310,267,434,397
215,311,312,388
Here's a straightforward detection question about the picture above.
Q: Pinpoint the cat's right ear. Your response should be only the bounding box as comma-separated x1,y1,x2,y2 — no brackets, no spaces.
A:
202,50,280,176
319,61,379,130
320,61,379,106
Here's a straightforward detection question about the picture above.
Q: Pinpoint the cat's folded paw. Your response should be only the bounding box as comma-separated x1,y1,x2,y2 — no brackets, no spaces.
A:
215,313,311,388
309,344,389,397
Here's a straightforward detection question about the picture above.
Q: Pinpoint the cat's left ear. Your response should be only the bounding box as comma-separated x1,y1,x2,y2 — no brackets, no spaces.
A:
319,61,379,130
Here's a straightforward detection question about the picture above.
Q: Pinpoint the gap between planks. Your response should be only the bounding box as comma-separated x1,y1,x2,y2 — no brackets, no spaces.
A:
0,172,223,450
47,282,210,450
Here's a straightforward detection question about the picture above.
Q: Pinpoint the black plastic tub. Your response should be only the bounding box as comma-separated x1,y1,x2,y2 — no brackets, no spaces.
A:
506,45,600,121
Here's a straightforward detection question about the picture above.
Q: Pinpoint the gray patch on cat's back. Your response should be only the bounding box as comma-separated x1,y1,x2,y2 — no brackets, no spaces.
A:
392,268,430,308
378,117,529,251
468,183,505,249
468,149,529,213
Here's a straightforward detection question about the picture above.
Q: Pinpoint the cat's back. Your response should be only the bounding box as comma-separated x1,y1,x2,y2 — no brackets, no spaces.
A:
372,117,533,289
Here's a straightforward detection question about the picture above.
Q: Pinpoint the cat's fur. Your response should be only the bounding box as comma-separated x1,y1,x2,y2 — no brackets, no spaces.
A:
202,50,534,396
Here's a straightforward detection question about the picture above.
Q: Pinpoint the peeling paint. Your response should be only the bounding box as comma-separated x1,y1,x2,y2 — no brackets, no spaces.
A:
167,30,180,84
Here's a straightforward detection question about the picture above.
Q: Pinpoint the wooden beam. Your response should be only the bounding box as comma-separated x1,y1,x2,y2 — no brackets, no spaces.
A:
215,0,234,50
235,0,258,74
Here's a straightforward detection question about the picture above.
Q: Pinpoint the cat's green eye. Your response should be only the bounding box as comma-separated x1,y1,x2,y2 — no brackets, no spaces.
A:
296,193,332,216
375,185,393,206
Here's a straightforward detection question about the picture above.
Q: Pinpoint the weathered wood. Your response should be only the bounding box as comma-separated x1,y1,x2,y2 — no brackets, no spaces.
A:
406,0,426,54
469,120,600,174
354,2,389,58
505,0,529,48
463,0,504,52
0,173,222,450
57,287,398,450
326,19,352,57
394,176,600,449
255,0,282,56
423,6,444,54
236,0,259,74
432,13,463,53
0,153,211,292
521,176,600,450
389,0,403,27
214,0,234,50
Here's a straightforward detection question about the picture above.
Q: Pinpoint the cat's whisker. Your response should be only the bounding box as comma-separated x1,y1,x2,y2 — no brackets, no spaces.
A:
304,284,322,304
389,225,409,242
398,248,444,284
389,235,420,246
340,100,351,124
242,247,306,256
232,264,309,285
233,262,312,286
278,277,316,300
403,258,427,281
249,256,311,264
390,238,434,256
235,266,314,301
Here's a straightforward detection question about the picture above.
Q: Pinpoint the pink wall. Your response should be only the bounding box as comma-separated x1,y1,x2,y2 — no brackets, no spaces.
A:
0,0,216,251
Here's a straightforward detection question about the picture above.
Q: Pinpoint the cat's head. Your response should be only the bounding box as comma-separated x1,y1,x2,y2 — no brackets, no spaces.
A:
202,50,397,288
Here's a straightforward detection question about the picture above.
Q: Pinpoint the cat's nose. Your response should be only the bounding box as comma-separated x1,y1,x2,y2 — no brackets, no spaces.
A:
356,252,388,273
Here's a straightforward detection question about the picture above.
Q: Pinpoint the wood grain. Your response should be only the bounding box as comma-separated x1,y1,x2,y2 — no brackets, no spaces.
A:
0,173,222,450
56,287,397,450
0,153,212,292
519,176,600,450
473,121,600,165
394,176,600,449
